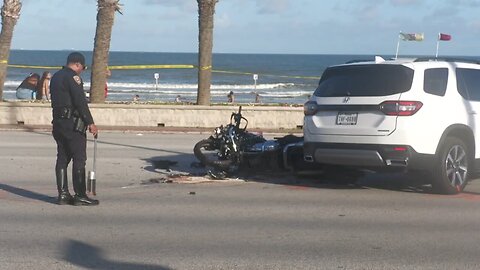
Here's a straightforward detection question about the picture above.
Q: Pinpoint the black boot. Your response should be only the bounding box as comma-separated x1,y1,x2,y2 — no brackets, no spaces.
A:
56,168,73,205
72,168,99,206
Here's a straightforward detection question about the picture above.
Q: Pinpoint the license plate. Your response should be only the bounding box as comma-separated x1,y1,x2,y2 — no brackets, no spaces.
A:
336,112,358,125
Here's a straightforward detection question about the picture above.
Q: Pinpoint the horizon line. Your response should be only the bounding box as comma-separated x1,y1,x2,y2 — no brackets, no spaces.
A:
9,49,480,58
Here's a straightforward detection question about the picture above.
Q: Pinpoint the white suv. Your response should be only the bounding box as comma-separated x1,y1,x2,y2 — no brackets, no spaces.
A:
303,57,480,194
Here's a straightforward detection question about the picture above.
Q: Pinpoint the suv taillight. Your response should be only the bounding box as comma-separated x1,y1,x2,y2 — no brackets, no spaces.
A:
304,101,319,116
380,101,423,116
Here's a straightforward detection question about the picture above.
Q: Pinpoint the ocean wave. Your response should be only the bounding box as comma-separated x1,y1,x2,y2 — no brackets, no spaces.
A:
2,80,313,100
3,80,297,90
105,82,296,90
107,89,312,97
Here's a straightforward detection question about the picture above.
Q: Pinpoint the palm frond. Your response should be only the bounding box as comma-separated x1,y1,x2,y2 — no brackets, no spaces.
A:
97,0,123,15
1,0,22,19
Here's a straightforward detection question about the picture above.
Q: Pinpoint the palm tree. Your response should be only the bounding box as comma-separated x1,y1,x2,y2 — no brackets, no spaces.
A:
90,0,122,104
0,0,21,102
196,0,218,106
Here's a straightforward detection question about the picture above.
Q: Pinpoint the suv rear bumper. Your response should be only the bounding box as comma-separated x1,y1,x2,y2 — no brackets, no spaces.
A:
303,142,435,171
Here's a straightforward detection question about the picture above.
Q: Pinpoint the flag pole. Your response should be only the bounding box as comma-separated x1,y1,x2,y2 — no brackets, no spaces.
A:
395,32,401,59
435,33,440,58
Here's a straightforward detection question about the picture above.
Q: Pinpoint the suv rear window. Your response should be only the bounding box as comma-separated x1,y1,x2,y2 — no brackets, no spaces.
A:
456,68,480,101
424,68,448,96
314,64,414,97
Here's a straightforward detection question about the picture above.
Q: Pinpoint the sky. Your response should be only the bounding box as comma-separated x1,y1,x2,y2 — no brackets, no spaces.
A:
12,0,480,56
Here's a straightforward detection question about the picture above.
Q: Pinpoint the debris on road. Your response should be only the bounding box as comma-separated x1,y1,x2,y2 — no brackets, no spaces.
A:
140,178,172,185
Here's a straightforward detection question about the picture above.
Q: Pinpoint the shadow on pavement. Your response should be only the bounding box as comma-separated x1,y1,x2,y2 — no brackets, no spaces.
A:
141,154,480,196
143,153,389,189
0,183,56,204
62,239,171,270
142,154,206,176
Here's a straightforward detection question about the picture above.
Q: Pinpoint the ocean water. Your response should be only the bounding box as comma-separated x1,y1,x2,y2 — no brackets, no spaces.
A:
3,50,381,104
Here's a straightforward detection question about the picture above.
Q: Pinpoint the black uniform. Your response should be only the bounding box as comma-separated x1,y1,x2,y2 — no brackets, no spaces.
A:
51,66,93,170
51,66,97,205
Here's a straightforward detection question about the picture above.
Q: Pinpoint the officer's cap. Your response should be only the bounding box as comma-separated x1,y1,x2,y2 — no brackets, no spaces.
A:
67,52,86,70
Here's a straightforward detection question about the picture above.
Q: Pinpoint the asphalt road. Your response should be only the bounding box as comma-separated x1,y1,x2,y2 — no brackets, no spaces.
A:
1,130,480,270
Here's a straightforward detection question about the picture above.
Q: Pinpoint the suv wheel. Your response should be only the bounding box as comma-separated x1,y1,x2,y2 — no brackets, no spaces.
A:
432,137,470,194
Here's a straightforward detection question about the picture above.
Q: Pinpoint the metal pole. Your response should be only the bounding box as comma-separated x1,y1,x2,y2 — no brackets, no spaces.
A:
395,37,400,59
87,135,98,195
91,136,97,195
154,73,160,90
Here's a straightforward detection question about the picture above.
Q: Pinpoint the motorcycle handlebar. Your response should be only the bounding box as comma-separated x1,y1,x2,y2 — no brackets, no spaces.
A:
230,106,247,130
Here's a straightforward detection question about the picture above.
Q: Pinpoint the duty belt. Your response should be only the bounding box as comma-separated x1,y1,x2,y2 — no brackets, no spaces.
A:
53,107,73,119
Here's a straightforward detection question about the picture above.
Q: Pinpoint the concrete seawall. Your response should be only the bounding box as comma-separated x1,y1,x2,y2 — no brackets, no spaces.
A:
0,102,304,130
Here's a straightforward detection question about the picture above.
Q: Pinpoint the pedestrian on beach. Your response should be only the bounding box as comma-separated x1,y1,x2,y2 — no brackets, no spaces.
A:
254,92,260,103
36,71,52,100
50,52,99,206
227,91,235,103
175,95,182,103
16,73,40,100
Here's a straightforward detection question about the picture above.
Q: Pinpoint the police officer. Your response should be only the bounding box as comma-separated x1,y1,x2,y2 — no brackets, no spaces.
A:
51,52,99,206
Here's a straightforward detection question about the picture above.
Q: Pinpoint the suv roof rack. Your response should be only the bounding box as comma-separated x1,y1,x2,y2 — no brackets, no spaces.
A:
345,56,386,64
345,59,372,64
414,57,480,65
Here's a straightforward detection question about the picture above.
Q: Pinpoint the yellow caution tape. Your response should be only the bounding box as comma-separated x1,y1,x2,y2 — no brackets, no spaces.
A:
6,63,320,80
108,64,195,70
212,69,320,80
7,64,195,70
8,64,61,69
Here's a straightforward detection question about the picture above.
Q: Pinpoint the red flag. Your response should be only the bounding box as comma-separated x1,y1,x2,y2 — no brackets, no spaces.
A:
439,33,451,41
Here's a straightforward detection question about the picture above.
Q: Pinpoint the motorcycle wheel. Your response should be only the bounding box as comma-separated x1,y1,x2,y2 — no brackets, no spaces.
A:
193,139,233,170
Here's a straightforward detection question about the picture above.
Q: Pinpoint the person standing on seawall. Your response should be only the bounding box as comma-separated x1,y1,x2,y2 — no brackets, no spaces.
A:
50,52,99,206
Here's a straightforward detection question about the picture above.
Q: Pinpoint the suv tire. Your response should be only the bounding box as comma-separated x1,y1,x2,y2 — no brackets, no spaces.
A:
432,137,470,194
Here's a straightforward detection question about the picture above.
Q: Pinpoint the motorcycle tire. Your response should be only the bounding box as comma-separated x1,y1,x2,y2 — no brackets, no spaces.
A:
193,139,233,170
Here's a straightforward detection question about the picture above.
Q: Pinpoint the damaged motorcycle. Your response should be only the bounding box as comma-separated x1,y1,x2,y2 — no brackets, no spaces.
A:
193,106,308,179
